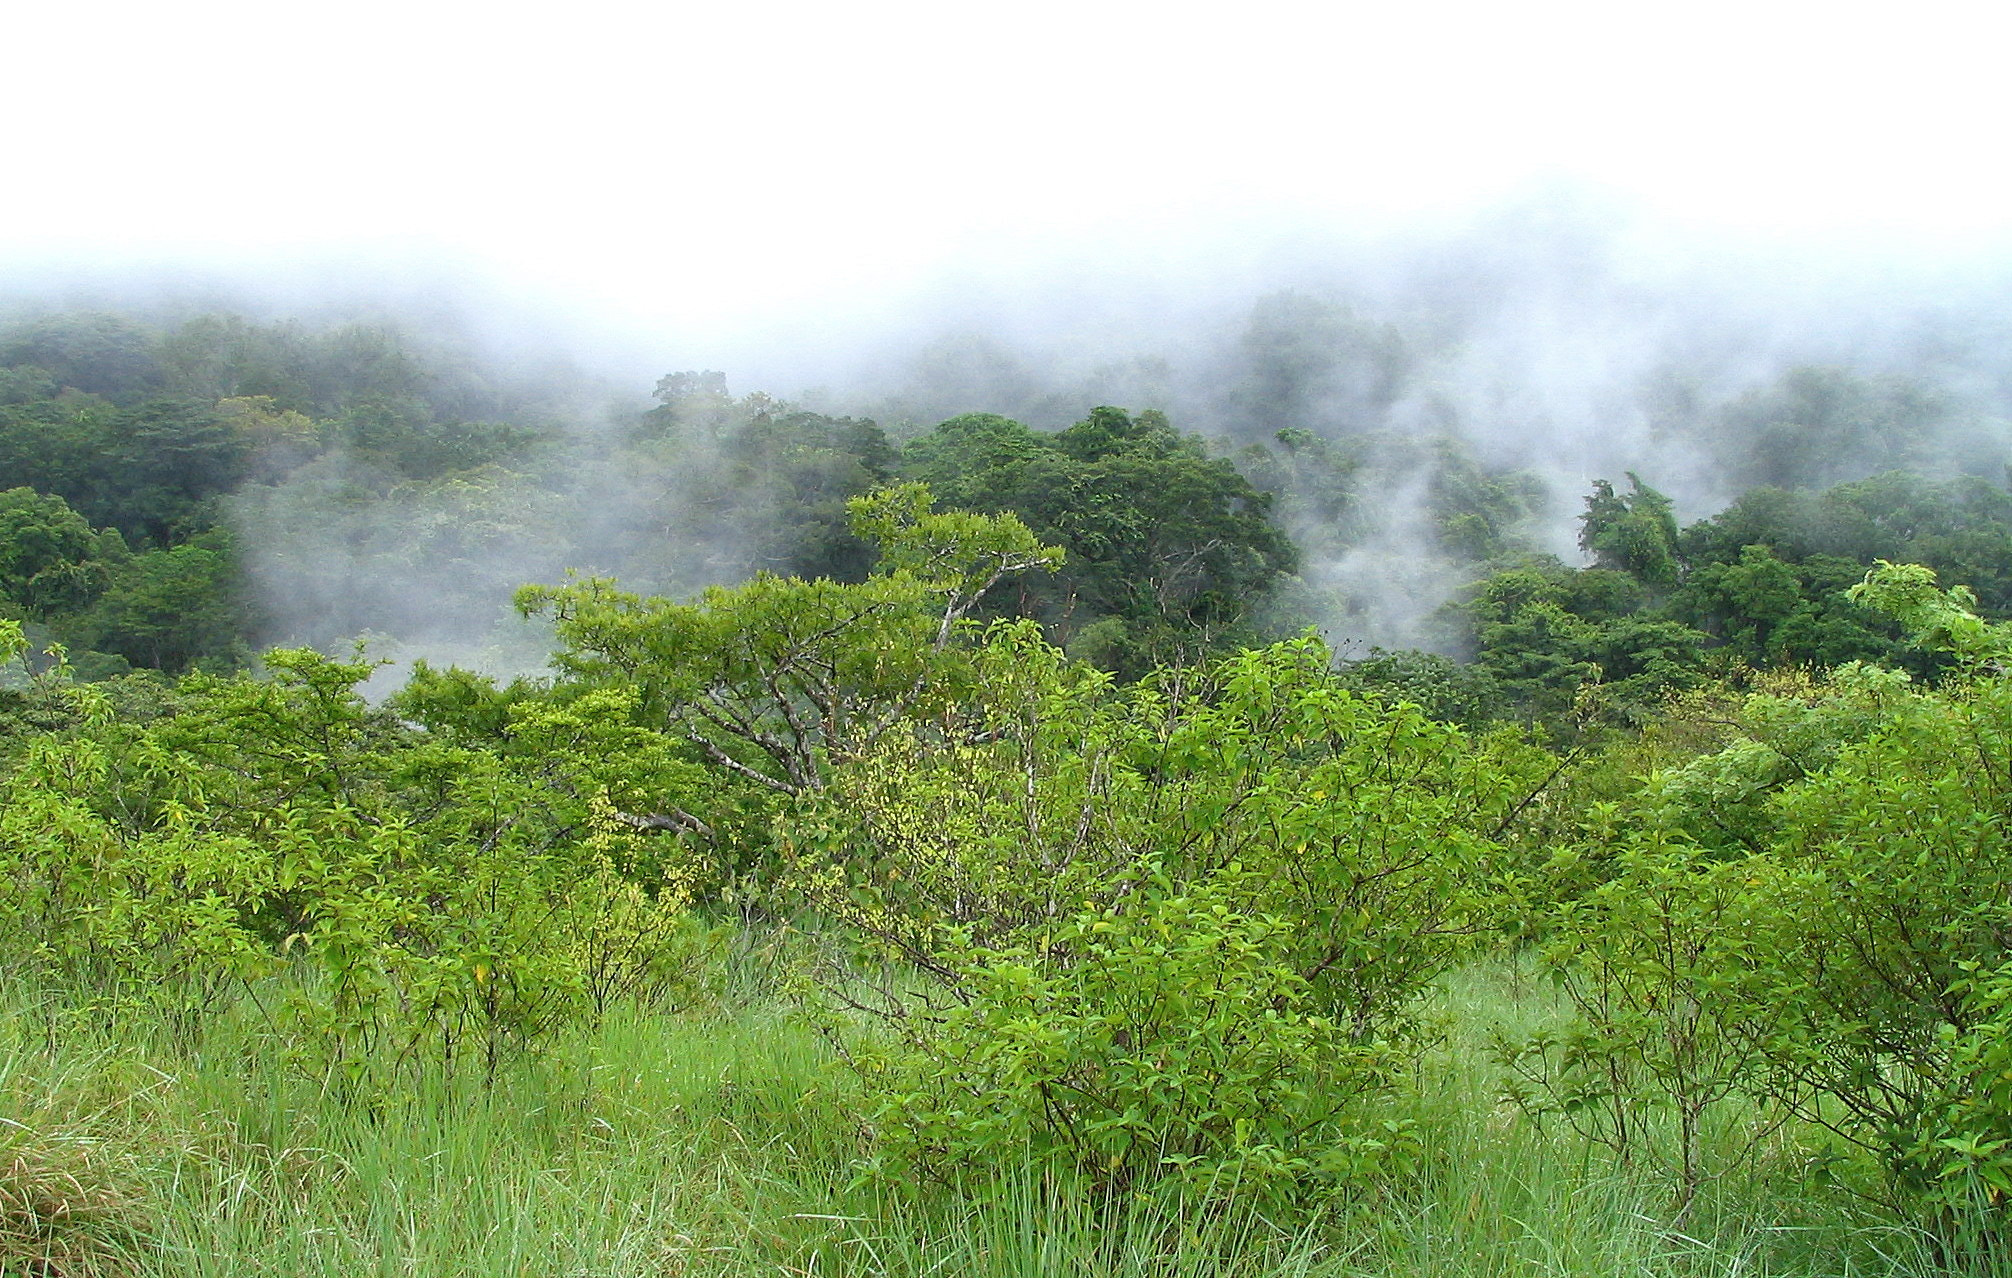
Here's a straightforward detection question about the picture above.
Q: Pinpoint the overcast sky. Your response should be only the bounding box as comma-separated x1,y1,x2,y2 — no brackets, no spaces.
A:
6,0,2009,357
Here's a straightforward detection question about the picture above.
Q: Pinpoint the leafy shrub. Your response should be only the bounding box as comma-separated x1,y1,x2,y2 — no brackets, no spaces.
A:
1501,825,1793,1215
793,631,1545,1200
0,736,274,1027
860,863,1413,1202
1903,957,2012,1230
0,647,719,1093
1511,566,2012,1240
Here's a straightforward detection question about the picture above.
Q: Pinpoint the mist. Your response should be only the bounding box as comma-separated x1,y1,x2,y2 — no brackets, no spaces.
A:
683,195,2012,650
6,185,2012,670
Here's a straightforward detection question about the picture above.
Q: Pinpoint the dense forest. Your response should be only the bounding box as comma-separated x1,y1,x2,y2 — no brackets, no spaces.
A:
7,302,2012,1276
5,302,2009,704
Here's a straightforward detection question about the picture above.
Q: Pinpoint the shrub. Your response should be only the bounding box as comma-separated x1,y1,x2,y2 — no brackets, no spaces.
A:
792,632,1543,1200
860,863,1413,1202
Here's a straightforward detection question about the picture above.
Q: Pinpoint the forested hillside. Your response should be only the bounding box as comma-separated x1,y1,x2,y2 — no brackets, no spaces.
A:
4,303,2010,703
6,303,2012,1276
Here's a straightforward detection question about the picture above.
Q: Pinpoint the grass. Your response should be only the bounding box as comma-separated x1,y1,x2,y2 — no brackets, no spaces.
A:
0,1003,160,1278
0,954,1986,1278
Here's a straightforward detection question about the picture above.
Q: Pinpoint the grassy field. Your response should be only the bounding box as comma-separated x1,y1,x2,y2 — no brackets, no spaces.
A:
0,953,1988,1278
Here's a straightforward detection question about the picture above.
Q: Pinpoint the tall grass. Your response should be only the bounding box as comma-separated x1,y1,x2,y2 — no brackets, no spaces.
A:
0,1007,155,1277
0,953,1983,1277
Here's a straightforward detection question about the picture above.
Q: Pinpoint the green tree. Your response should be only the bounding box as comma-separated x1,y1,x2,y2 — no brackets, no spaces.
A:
110,398,249,544
80,533,244,672
901,407,1296,672
1456,558,1709,727
622,381,901,583
1332,647,1506,728
1528,571,2012,1237
1713,365,1945,490
519,484,1062,802
1224,291,1412,438
1431,443,1545,562
1580,473,1680,588
0,488,126,617
0,312,162,401
0,645,720,1081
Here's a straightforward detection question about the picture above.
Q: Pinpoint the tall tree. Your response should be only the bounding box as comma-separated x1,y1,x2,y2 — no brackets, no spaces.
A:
517,484,1061,801
1580,473,1680,588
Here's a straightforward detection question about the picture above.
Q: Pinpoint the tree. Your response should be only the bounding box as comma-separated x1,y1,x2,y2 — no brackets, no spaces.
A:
1431,443,1544,562
0,312,162,401
1223,291,1412,439
791,633,1548,1199
517,484,1062,802
1457,557,1710,728
1580,474,1680,588
1713,366,1944,491
1332,647,1506,729
0,488,126,618
80,534,243,672
620,384,902,584
1515,572,2012,1237
901,407,1296,672
643,370,735,436
110,398,250,544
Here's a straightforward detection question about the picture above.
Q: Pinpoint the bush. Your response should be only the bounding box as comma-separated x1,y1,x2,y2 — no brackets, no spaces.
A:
0,649,719,1093
861,864,1412,1202
1511,567,2012,1242
792,632,1544,1200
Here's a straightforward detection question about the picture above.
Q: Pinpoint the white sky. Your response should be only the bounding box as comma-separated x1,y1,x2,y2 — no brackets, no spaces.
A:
6,0,2010,343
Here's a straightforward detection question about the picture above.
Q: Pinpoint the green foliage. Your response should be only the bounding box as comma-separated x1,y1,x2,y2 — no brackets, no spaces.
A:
1647,662,1914,857
0,648,720,1093
1331,647,1505,729
900,408,1296,673
1430,444,1546,562
23,293,2012,1256
156,313,492,426
1738,677,2012,1168
519,484,1061,807
0,733,276,1026
863,865,1409,1202
1711,366,1947,491
1671,472,2012,667
1455,470,2012,715
0,393,246,547
1910,958,2012,1222
523,570,946,802
625,377,901,583
792,632,1547,1199
1847,559,2012,668
0,311,162,401
847,481,1064,636
1503,825,1791,1214
1456,557,1710,728
0,487,126,617
1509,572,2012,1243
77,530,246,672
1579,474,1680,588
1225,291,1412,438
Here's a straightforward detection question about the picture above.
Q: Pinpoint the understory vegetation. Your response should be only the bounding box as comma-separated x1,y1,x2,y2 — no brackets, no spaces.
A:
9,306,2012,1274
5,514,2012,1274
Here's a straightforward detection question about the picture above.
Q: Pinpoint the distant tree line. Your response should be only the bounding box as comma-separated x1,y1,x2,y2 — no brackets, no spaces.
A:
4,304,2012,734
